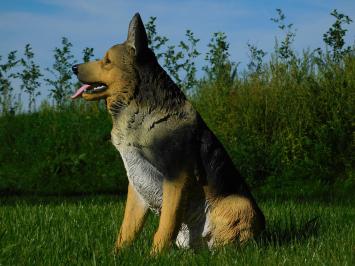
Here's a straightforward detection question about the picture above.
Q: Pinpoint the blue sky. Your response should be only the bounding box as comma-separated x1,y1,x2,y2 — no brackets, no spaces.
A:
0,0,354,103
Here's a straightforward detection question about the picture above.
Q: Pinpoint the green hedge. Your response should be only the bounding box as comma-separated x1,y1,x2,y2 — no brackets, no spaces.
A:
1,55,354,195
0,103,126,194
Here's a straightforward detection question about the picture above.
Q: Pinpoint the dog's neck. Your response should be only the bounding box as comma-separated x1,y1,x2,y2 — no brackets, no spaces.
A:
134,60,187,112
107,94,131,117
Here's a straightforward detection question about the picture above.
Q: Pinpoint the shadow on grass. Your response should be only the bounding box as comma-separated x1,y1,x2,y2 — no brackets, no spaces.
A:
257,216,320,247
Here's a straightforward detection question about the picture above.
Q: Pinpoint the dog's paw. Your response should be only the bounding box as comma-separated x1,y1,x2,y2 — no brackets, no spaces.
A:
151,232,172,255
150,244,166,256
113,239,126,255
150,241,162,256
150,247,159,256
112,244,121,255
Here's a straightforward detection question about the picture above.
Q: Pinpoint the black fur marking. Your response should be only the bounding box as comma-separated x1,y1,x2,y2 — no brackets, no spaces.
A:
109,97,127,116
148,114,171,130
134,48,186,112
198,117,247,196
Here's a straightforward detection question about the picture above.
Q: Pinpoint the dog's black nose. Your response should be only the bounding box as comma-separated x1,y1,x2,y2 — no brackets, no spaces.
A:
72,64,79,75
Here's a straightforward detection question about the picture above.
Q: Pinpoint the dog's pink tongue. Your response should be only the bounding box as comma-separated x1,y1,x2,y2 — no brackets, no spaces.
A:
71,84,91,99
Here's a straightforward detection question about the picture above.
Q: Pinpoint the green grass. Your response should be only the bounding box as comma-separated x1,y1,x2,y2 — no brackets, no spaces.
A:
1,195,354,265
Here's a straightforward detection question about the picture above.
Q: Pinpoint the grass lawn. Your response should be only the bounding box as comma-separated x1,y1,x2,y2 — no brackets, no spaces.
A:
0,195,354,265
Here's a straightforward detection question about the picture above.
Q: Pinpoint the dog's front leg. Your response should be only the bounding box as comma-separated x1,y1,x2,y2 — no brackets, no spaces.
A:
115,183,148,252
151,172,188,254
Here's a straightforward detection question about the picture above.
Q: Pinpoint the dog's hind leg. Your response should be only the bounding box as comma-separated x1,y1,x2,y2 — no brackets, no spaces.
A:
208,195,264,247
115,183,148,252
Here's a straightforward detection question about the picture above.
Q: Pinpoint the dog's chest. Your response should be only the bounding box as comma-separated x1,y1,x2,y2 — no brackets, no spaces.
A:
117,145,163,212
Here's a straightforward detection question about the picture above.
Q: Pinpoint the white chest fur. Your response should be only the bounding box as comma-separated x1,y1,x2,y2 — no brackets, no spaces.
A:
112,138,212,248
117,145,164,212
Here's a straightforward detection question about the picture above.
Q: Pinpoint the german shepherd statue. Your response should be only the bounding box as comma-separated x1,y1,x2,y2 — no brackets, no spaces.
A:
71,13,265,254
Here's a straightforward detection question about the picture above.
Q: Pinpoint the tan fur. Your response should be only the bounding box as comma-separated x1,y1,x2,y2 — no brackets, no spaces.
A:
77,45,137,106
115,184,148,251
208,195,264,246
152,171,189,254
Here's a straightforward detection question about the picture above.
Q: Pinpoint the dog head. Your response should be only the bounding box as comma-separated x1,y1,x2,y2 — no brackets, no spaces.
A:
71,13,149,107
72,13,186,114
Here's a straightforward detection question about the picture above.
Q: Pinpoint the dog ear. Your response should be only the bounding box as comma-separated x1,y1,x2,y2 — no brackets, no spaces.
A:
126,13,148,55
